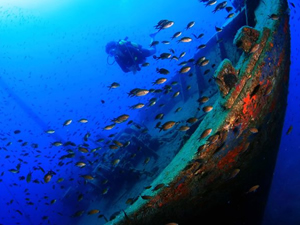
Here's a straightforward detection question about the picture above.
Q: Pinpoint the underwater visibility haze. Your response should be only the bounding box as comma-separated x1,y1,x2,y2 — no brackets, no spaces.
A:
0,0,299,224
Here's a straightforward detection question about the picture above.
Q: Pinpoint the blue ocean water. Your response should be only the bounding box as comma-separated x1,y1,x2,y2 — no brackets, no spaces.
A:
263,2,300,225
0,0,298,225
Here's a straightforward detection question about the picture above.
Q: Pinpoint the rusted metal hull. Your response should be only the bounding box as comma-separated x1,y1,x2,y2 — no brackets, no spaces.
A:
108,0,290,224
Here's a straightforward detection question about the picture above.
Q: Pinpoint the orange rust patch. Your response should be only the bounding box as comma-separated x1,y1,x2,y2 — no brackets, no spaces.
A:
199,147,210,159
217,145,244,170
277,50,285,67
235,83,241,92
149,195,162,208
243,94,251,114
243,93,257,117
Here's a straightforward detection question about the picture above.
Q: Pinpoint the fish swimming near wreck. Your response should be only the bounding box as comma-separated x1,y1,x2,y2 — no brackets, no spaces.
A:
0,0,293,225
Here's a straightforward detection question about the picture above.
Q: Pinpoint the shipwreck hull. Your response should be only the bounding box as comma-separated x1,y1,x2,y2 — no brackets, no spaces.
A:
108,0,290,224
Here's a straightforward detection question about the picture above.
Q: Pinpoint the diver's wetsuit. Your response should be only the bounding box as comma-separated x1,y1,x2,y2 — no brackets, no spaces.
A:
114,41,155,73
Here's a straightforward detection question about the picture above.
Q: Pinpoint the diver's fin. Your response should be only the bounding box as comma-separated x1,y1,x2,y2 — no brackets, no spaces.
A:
149,32,158,39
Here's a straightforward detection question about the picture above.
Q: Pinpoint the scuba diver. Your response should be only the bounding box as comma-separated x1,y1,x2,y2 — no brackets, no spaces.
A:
105,34,156,74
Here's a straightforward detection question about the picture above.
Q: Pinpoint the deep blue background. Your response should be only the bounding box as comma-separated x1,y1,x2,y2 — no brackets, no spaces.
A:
263,2,300,225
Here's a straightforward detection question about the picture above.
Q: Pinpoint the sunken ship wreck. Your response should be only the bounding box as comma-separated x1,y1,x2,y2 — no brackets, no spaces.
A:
105,0,291,224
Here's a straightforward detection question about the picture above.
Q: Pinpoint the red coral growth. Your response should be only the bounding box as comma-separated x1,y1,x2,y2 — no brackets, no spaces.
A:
217,145,244,170
243,93,257,117
235,83,241,92
175,183,185,193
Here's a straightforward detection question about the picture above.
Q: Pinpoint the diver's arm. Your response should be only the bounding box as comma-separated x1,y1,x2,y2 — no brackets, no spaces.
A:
140,47,156,57
148,47,156,56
